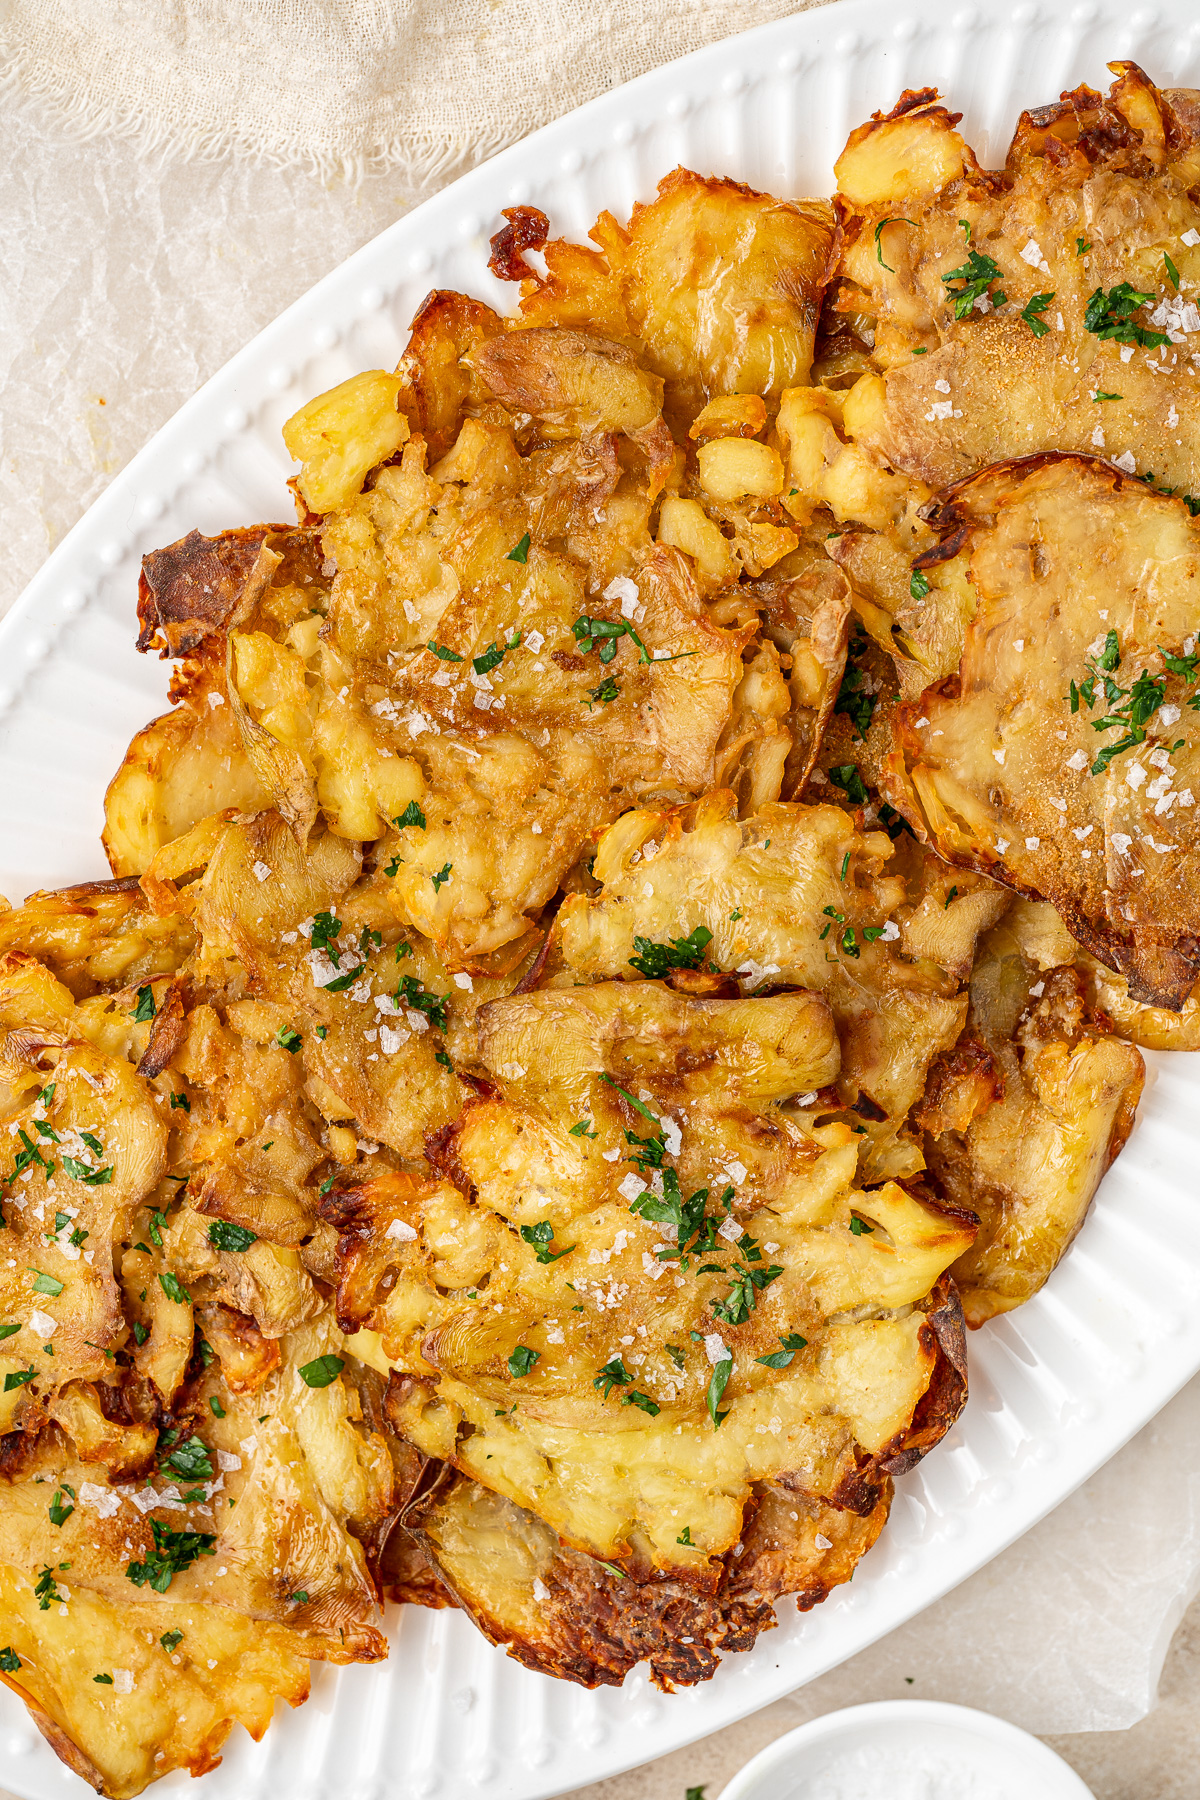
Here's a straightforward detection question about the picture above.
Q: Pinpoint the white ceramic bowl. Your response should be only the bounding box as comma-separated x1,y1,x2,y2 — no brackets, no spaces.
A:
718,1702,1096,1800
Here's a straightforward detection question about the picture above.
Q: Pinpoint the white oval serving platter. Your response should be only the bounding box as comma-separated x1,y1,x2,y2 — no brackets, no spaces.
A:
4,1,1200,1795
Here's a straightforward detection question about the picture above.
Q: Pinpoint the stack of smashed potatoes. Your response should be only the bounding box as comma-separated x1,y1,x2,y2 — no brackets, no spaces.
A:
6,58,1200,1795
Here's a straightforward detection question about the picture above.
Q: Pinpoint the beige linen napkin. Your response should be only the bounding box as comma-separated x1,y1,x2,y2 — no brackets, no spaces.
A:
0,0,830,181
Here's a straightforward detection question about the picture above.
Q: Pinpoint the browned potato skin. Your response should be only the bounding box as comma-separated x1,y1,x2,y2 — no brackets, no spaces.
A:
877,454,1200,1008
925,926,1144,1326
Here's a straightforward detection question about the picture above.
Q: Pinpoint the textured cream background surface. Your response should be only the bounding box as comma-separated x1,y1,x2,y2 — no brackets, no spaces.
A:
1,6,1199,1794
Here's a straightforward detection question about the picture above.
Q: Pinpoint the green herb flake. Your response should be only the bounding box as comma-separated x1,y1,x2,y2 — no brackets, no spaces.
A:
507,1345,540,1378
473,632,521,675
290,1590,309,1605
677,1526,694,1545
519,1220,575,1264
874,215,915,274
169,1090,191,1113
430,863,453,893
1165,251,1181,292
162,1435,214,1484
506,532,531,564
594,1356,632,1398
942,248,1005,319
706,1355,733,1430
944,886,958,908
209,1397,226,1418
828,763,869,806
126,1519,217,1594
1019,291,1055,337
756,1332,809,1370
392,975,449,1031
34,1567,64,1609
1076,237,1092,256
628,925,713,979
910,567,930,600
568,1118,597,1138
298,1354,345,1389
849,1216,875,1236
160,1630,183,1653
586,675,622,707
426,641,463,662
0,1647,21,1671
31,1271,64,1298
1084,282,1169,348
275,1026,302,1054
132,1321,149,1346
48,1488,75,1527
131,985,156,1023
158,1271,191,1306
434,1050,455,1072
93,1672,113,1684
599,1561,625,1580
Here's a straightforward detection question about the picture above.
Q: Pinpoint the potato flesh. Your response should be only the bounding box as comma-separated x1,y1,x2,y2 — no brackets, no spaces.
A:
283,370,409,514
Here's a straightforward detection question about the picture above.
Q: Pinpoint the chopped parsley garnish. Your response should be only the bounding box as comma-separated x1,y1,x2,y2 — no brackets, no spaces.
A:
209,1396,226,1418
942,248,1005,319
909,566,930,600
93,1672,113,1684
874,216,915,274
132,985,157,1022
62,1154,112,1186
1084,282,1169,348
834,647,877,739
473,632,521,675
594,1356,632,1397
1165,251,1181,292
393,975,449,1031
755,1332,808,1370
1092,390,1122,402
507,1345,540,1378
677,1526,694,1545
706,1355,733,1430
430,863,453,892
1076,237,1091,256
945,886,959,908
158,1272,191,1306
126,1519,217,1593
8,1127,55,1184
310,909,345,963
435,1049,455,1072
599,1561,625,1579
623,1390,660,1415
0,1322,17,1343
275,1026,302,1053
384,855,402,878
828,763,868,806
290,1590,309,1605
394,801,427,830
710,1236,784,1326
160,1630,183,1653
0,1647,21,1671
506,532,531,564
298,1354,345,1388
586,676,621,707
31,1271,63,1297
169,1090,191,1112
568,1119,597,1138
519,1220,575,1264
573,612,650,666
48,1488,75,1526
628,925,713,979
849,1215,875,1236
34,1566,65,1609
427,641,463,662
132,1321,149,1346
147,1208,168,1248
161,1435,213,1483
207,1220,257,1253
1019,291,1055,337
1066,629,1181,773
665,1344,686,1369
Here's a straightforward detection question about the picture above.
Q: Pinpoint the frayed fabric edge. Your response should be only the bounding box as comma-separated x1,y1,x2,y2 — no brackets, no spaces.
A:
0,45,530,186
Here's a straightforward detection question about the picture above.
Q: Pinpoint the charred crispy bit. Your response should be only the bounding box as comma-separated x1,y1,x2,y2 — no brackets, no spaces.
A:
924,905,1145,1325
877,455,1200,1008
401,1467,889,1689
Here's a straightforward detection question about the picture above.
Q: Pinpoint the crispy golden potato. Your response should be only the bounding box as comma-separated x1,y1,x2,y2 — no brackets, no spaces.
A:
0,880,194,999
877,455,1200,1007
329,976,972,1581
0,1563,314,1799
833,67,1200,495
924,908,1144,1324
